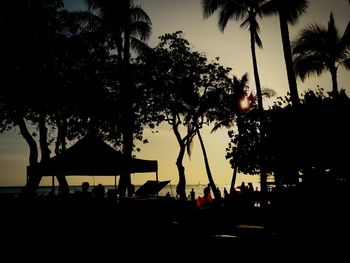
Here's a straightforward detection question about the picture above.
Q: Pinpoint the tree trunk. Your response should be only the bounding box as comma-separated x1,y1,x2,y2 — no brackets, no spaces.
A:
196,128,220,199
119,0,133,197
330,66,339,96
175,144,187,200
123,0,131,68
39,112,50,164
118,0,134,196
17,117,38,167
172,119,189,200
116,34,123,66
230,114,244,194
54,116,69,195
258,113,268,195
230,163,238,194
61,118,67,152
250,27,263,112
17,116,39,196
119,122,133,197
54,115,67,155
56,175,69,195
279,13,300,106
251,27,268,195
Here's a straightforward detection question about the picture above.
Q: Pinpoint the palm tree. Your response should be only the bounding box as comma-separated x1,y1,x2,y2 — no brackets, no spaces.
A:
264,0,309,106
211,73,249,193
202,0,267,113
293,13,350,96
86,0,152,196
86,0,152,63
202,0,272,192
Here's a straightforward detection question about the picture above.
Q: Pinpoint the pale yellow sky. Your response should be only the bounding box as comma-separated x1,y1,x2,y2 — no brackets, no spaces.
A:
0,0,349,188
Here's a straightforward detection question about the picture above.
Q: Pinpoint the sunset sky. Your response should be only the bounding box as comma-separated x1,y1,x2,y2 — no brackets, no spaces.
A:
0,0,349,189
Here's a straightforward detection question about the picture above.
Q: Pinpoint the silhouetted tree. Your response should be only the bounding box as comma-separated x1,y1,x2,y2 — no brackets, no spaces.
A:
202,0,268,113
264,0,310,106
0,0,71,195
213,74,275,192
202,0,274,193
193,58,234,199
263,89,350,189
86,0,152,196
0,1,120,194
293,13,350,96
142,32,232,200
211,74,248,192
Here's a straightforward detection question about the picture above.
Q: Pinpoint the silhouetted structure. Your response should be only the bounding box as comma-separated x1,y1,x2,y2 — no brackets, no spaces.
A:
134,180,171,197
26,134,158,192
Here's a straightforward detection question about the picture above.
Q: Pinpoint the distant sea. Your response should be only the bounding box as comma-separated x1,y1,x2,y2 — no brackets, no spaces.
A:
0,184,231,198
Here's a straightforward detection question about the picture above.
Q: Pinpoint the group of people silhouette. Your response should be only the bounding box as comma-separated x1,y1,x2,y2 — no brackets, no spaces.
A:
77,182,105,200
182,182,259,208
238,182,255,193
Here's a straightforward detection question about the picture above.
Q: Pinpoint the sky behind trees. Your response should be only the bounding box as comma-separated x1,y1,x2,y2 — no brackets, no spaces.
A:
0,0,349,188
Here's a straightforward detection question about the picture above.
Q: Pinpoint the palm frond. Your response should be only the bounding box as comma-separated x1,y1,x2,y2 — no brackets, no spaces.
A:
129,21,152,41
186,136,194,158
130,37,150,54
255,31,263,48
284,0,310,25
84,0,97,10
201,0,223,18
131,6,152,25
293,24,327,54
294,54,326,81
261,88,276,99
211,119,235,133
218,2,234,31
343,57,350,70
260,0,278,17
340,21,350,49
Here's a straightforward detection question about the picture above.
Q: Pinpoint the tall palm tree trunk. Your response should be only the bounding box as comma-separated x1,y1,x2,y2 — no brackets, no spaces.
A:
250,31,268,194
119,122,133,197
119,0,133,197
279,14,300,106
330,66,339,96
196,128,220,199
250,30,263,112
230,113,244,194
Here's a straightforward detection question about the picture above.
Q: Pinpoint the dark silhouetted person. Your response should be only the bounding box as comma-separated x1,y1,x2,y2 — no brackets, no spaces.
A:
78,181,93,202
217,187,222,198
246,182,255,207
190,188,195,201
94,183,105,200
201,184,213,205
247,182,254,192
166,192,171,198
240,182,247,193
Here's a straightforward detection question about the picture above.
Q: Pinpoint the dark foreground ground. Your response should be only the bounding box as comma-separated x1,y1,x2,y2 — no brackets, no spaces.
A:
1,192,349,262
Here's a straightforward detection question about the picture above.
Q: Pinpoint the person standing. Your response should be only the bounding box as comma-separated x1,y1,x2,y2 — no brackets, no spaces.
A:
190,188,196,201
